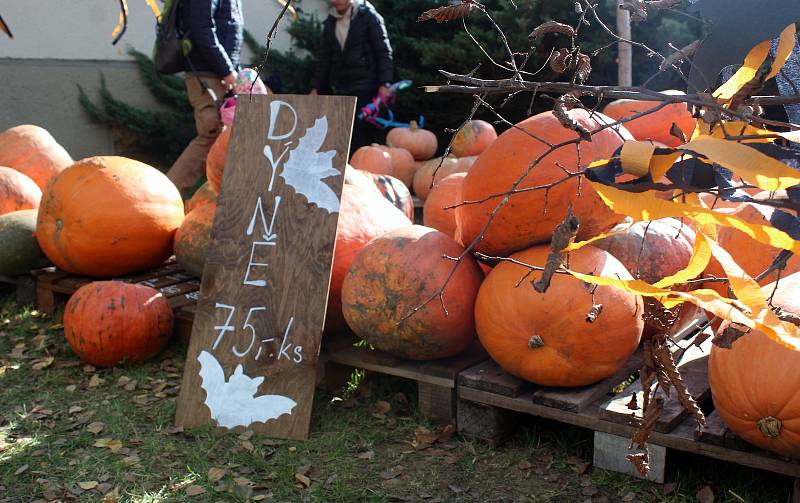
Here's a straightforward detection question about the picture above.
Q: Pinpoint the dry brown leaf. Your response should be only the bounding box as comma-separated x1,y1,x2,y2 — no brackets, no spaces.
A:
78,481,98,490
87,422,105,434
32,356,55,370
185,485,206,496
88,374,104,388
437,424,455,443
697,484,715,503
93,438,123,452
517,460,533,470
294,473,311,488
418,2,475,23
240,440,254,452
379,466,404,480
116,376,131,387
14,464,29,475
373,401,391,415
528,20,576,39
357,450,375,460
207,467,226,482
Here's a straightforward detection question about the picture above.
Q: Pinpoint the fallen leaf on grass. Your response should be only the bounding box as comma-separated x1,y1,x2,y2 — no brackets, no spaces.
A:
207,467,226,482
78,481,98,490
517,461,533,470
68,406,83,414
122,455,140,466
621,492,636,502
65,385,77,393
239,430,254,441
240,440,254,452
449,485,463,494
86,422,105,434
294,473,311,488
185,485,206,496
379,466,404,480
252,495,272,501
357,450,375,460
234,477,253,487
88,374,104,388
10,343,26,359
697,485,715,503
93,438,122,452
32,356,54,370
96,483,113,494
14,464,29,475
437,424,455,443
372,401,391,415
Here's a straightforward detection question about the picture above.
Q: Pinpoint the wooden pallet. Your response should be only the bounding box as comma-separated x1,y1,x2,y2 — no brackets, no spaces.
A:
319,330,488,424
32,260,201,340
456,318,800,489
0,274,36,305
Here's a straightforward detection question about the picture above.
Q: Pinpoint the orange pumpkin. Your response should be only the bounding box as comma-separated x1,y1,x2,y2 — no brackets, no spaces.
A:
592,218,696,284
36,156,184,277
174,203,216,277
0,124,73,190
376,145,416,187
341,225,483,360
423,172,466,239
457,109,631,256
704,202,800,296
350,145,394,176
709,272,800,457
327,185,411,332
0,166,41,216
602,90,695,147
413,156,468,200
185,181,217,213
366,173,414,220
387,121,438,161
452,120,497,157
206,126,230,194
64,281,173,367
475,244,643,386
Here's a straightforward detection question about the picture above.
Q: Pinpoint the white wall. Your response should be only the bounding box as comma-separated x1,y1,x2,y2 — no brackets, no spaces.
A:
0,0,327,61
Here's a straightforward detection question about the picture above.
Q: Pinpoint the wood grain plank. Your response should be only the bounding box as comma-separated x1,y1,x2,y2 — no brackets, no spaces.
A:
175,95,355,440
458,359,532,397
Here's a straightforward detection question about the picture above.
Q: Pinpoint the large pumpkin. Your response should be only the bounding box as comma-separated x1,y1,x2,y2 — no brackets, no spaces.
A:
452,120,497,158
63,281,173,367
36,156,184,277
327,185,411,332
704,202,800,296
423,172,466,239
350,145,394,176
0,124,73,190
185,181,217,214
602,90,695,147
365,173,414,221
709,272,800,457
174,203,216,277
0,166,41,215
376,145,416,187
457,109,631,256
387,121,438,161
592,218,696,284
0,209,52,276
475,244,643,386
341,225,483,360
206,126,230,194
413,156,468,200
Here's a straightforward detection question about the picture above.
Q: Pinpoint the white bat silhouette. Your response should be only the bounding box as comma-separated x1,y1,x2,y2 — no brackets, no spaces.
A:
198,351,297,428
279,116,341,214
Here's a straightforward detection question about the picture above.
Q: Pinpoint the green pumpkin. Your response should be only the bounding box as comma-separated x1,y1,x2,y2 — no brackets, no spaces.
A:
0,209,52,276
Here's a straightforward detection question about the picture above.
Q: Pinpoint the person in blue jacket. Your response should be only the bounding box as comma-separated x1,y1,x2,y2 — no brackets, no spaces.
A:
167,0,243,195
310,0,394,153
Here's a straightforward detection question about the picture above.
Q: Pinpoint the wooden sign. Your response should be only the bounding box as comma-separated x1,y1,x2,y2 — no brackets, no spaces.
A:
175,95,355,439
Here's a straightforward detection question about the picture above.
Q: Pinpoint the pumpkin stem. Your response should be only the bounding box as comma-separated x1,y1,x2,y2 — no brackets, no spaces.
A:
757,416,782,438
528,335,544,348
409,120,418,131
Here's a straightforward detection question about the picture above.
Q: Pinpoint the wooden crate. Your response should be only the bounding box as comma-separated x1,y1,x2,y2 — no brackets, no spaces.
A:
32,260,201,335
456,317,800,490
319,330,488,424
0,274,37,305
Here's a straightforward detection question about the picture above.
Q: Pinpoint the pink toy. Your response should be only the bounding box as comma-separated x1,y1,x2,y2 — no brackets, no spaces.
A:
220,68,269,126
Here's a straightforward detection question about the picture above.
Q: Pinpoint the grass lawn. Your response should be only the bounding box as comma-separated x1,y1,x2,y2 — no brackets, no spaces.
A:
0,294,794,502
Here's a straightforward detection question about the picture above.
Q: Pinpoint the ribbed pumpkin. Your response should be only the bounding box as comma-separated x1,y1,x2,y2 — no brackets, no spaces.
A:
0,166,41,215
704,202,800,296
457,109,631,256
413,156,468,200
475,244,643,386
592,218,696,284
326,185,411,332
452,120,497,157
376,145,416,187
63,281,173,367
387,121,438,161
0,210,52,276
174,203,216,277
455,155,477,172
709,272,800,457
185,181,217,213
602,90,696,147
423,172,466,239
350,145,394,176
342,225,483,359
36,156,184,277
0,124,73,190
206,126,230,194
